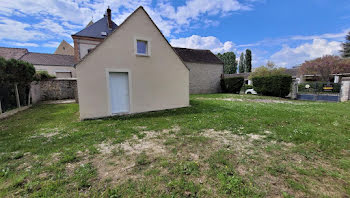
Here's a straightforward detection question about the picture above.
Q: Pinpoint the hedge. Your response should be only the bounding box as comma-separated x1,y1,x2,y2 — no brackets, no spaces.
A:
34,71,56,81
220,77,244,94
298,82,340,93
252,75,292,97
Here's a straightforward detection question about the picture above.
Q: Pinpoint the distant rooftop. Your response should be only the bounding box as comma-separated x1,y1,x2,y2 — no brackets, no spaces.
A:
0,47,28,60
173,47,223,65
72,15,118,39
20,53,75,66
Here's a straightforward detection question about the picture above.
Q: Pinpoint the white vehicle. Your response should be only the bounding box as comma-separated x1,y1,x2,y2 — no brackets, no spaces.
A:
245,89,257,95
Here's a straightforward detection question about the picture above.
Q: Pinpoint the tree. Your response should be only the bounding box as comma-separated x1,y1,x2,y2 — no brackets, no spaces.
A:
0,58,36,108
299,55,344,82
341,31,350,58
217,52,238,74
238,52,245,73
249,61,286,79
245,49,252,72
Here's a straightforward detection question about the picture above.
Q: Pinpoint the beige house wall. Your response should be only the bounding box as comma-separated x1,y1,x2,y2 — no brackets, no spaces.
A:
76,8,189,120
77,39,101,59
34,65,76,78
186,62,223,94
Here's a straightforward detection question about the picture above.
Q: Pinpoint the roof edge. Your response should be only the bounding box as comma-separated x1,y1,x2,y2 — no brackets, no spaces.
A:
75,6,189,71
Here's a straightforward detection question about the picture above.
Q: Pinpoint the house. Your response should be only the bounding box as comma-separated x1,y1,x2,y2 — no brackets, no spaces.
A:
0,47,28,60
0,47,75,78
76,6,189,120
20,53,75,78
173,47,224,94
72,7,118,62
54,40,74,56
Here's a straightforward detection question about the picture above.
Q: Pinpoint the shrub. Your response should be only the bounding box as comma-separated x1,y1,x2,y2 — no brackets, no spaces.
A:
220,77,244,94
252,75,292,97
33,71,55,81
242,84,253,90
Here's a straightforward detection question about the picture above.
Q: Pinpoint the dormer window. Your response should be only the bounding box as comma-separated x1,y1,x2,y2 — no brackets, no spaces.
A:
135,37,151,56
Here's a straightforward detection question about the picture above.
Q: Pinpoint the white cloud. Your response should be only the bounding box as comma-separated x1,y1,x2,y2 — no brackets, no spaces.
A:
170,35,235,53
42,41,61,48
0,0,93,24
5,42,39,47
0,17,47,42
33,19,73,38
270,39,342,67
0,0,259,50
291,29,350,41
157,0,249,25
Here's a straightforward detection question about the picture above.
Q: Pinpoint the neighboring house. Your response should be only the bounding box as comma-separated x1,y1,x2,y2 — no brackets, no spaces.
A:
72,7,118,62
76,6,189,120
173,47,224,94
0,47,28,60
20,53,75,78
0,47,75,78
54,40,74,56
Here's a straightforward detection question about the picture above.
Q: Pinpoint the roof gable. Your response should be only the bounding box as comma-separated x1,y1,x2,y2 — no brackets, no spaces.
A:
72,16,118,39
54,40,74,56
76,6,189,70
0,47,28,60
173,47,223,65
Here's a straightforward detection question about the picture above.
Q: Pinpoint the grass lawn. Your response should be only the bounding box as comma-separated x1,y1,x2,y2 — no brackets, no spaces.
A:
0,94,349,197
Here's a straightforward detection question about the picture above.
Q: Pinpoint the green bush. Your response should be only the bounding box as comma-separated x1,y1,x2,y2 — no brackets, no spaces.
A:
33,71,55,81
220,77,244,94
252,75,292,97
298,82,340,93
242,84,253,91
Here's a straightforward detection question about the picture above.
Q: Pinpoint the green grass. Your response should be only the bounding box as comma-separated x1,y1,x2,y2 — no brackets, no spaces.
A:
0,94,349,197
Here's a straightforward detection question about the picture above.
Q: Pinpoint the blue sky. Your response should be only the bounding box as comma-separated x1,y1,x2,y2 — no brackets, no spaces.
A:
0,0,349,68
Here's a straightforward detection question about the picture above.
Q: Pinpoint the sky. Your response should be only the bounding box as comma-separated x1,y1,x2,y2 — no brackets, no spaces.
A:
0,0,349,68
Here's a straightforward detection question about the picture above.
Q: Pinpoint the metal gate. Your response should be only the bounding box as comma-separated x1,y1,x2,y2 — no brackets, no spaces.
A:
297,82,340,102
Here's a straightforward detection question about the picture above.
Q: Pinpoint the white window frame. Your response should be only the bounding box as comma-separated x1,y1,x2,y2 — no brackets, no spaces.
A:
134,37,151,57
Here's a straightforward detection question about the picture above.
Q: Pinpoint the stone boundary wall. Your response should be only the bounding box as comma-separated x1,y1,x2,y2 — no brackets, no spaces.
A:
340,77,350,102
31,79,77,104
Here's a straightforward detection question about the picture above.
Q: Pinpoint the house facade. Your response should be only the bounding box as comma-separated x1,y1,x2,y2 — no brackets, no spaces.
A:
76,7,189,120
72,7,118,62
173,47,224,94
20,53,75,78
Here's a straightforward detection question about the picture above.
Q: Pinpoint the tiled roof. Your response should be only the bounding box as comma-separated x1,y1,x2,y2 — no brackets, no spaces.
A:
0,47,28,60
20,53,75,66
72,15,118,39
172,47,223,65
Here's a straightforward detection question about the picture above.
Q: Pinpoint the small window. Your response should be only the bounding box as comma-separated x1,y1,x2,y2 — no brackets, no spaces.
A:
136,40,148,55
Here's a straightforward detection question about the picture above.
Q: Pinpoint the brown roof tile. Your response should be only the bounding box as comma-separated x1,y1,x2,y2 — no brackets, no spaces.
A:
20,52,75,66
173,47,223,65
0,47,28,60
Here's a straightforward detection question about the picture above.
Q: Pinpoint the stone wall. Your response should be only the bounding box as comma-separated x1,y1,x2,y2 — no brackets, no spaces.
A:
186,62,223,94
340,77,350,102
31,79,77,104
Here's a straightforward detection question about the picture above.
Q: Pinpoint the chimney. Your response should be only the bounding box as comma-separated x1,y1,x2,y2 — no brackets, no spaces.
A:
107,7,112,29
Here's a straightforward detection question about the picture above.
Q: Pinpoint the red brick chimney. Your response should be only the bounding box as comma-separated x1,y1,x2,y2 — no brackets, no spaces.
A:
107,7,112,29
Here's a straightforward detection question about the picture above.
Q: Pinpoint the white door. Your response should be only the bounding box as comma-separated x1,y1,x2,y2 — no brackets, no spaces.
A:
109,72,129,114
